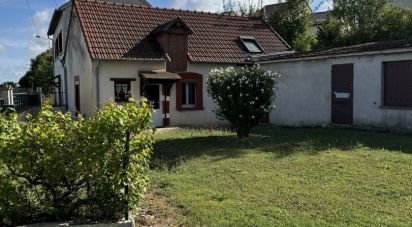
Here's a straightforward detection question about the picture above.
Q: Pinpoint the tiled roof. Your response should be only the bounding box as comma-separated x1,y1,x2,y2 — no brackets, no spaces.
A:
73,0,289,63
255,39,412,62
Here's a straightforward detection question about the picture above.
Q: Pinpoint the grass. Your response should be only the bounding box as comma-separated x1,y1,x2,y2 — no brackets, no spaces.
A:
146,127,412,226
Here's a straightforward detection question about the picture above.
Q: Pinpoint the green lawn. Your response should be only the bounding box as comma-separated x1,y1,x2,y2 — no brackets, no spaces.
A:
148,127,412,226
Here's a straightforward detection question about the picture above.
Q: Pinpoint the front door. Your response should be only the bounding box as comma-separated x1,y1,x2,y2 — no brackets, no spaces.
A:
331,64,353,125
143,84,163,127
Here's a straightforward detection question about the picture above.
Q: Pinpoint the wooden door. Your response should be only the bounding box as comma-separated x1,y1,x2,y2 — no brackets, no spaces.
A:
331,64,353,125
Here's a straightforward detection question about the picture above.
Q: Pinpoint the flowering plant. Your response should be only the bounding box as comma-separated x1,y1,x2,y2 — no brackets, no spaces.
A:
207,65,279,138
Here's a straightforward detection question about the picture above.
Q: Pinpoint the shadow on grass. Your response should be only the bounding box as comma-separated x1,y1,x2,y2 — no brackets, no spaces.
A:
151,127,412,171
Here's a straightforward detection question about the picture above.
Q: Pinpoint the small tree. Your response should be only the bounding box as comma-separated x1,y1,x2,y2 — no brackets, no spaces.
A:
207,65,279,138
314,0,412,49
268,0,315,51
19,50,54,94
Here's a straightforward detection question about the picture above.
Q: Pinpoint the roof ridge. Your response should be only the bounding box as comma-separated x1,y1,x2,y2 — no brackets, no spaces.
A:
79,0,263,20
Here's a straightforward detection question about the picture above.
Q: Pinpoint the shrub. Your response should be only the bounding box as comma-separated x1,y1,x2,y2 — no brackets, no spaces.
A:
0,100,154,226
207,65,279,138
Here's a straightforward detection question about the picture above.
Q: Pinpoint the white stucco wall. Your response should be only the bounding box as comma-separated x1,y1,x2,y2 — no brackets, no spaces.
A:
168,63,230,126
94,61,228,126
96,60,165,106
52,3,72,108
261,51,412,129
65,10,94,117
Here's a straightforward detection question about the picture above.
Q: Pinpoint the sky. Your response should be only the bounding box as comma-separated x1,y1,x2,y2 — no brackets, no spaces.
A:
0,0,332,83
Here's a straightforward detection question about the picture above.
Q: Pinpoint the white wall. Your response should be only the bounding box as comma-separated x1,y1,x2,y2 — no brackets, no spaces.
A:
96,61,228,126
53,4,71,108
168,63,230,126
96,60,165,106
65,10,94,117
261,51,412,129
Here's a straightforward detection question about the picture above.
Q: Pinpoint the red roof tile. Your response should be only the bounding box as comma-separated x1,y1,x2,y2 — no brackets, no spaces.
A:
74,0,290,63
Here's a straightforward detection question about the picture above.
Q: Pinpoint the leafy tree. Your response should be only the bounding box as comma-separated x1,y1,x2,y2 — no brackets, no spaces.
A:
315,0,412,49
268,0,315,51
0,81,17,88
207,65,279,138
0,100,154,225
19,50,54,94
375,5,412,41
221,0,261,17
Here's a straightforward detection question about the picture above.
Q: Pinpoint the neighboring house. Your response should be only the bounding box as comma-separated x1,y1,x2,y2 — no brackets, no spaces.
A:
256,39,412,129
47,0,289,127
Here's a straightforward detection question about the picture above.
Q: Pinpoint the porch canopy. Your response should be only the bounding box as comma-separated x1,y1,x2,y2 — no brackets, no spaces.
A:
140,71,181,82
139,71,181,95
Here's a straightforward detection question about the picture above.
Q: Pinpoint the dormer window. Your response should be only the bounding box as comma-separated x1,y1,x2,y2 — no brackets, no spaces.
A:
239,36,264,54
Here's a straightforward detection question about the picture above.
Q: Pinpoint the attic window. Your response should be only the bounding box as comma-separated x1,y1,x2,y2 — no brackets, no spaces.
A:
239,36,264,53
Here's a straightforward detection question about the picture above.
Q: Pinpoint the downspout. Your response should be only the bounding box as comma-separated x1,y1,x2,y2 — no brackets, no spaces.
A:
96,61,101,108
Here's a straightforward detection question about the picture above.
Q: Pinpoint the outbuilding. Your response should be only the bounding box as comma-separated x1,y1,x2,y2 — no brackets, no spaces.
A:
256,39,412,129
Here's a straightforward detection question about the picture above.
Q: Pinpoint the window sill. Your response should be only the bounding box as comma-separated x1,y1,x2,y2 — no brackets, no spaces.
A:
380,106,412,110
178,107,204,112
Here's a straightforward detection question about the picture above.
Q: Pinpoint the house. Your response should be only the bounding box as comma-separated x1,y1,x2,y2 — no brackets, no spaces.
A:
47,0,290,127
256,39,412,129
49,0,412,130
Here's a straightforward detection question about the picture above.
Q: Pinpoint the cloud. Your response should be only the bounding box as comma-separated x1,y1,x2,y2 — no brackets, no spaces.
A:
25,9,53,57
0,8,53,82
0,58,29,83
0,43,6,55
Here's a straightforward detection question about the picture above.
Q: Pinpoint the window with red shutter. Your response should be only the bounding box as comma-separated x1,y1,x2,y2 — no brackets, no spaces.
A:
176,73,203,111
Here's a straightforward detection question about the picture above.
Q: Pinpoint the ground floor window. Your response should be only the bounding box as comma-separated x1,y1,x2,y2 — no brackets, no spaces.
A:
182,82,196,108
111,78,134,102
383,60,412,108
176,73,203,111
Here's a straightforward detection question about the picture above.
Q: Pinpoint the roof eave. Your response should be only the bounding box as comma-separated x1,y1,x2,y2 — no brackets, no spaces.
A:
47,9,63,36
255,47,412,64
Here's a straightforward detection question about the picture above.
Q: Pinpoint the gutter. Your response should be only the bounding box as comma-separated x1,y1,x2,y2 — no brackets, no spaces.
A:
255,48,412,64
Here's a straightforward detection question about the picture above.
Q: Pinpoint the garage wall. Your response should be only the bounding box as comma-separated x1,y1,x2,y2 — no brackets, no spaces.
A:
261,51,412,129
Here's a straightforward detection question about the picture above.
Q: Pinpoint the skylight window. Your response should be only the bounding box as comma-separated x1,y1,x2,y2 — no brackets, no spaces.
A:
239,36,264,54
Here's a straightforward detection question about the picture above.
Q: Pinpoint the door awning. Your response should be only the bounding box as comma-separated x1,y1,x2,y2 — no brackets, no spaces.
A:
140,71,181,81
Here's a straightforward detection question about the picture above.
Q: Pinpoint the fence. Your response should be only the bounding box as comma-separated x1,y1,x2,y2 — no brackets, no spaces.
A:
13,92,41,112
0,98,4,108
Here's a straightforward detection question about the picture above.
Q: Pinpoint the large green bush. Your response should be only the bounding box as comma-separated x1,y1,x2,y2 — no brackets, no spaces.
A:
207,65,279,138
0,100,154,226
